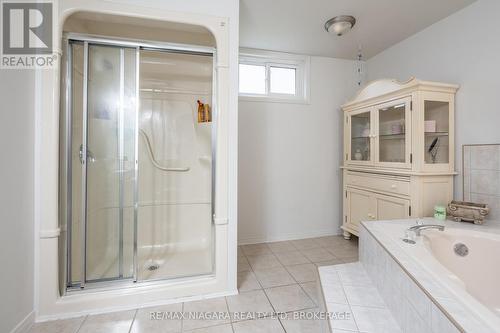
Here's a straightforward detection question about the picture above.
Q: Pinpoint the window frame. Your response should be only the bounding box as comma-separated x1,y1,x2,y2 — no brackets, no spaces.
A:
239,48,310,104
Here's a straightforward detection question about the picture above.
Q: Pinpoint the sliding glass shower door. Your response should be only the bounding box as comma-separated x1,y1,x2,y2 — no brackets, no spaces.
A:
67,41,138,287
63,36,215,291
85,44,137,282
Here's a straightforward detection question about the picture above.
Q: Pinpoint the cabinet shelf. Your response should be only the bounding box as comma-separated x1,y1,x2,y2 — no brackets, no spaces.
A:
379,133,406,140
425,132,449,137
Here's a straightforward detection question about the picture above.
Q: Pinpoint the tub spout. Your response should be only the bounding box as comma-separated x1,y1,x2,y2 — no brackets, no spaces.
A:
408,224,445,236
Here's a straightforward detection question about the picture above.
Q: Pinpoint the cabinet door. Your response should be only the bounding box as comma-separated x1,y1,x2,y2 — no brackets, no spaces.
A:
346,188,376,232
420,92,454,172
347,108,373,165
374,193,410,220
374,97,412,168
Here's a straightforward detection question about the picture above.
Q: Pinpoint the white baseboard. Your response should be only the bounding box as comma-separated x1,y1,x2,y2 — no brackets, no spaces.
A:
10,311,35,333
238,228,342,245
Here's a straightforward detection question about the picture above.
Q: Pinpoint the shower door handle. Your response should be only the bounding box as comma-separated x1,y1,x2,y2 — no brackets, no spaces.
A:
79,144,96,164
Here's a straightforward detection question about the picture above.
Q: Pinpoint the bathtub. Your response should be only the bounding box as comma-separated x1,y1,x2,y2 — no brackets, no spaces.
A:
424,228,500,319
361,218,500,333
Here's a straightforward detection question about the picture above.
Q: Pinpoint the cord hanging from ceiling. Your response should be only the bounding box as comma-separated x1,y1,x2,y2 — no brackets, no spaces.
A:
357,45,364,87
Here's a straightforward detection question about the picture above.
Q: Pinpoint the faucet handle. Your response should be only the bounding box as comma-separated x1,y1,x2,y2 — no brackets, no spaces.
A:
416,219,424,226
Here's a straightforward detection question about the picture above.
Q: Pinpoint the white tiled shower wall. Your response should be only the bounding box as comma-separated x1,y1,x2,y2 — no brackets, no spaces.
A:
359,226,459,333
463,144,500,222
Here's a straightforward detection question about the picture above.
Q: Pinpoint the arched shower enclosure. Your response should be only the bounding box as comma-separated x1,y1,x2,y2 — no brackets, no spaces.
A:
59,13,217,291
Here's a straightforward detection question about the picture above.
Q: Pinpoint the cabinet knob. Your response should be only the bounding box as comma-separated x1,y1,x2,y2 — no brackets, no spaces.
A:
391,184,397,189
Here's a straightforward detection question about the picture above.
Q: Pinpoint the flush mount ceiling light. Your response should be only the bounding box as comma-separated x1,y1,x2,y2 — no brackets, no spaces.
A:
324,15,356,36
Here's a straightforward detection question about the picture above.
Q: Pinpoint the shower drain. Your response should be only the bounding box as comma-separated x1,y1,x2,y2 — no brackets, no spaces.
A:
147,263,160,271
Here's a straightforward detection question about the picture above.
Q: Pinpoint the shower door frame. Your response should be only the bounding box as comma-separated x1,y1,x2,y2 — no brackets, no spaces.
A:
62,33,217,292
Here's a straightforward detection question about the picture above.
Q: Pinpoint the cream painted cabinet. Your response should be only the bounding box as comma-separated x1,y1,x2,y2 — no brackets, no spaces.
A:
345,188,376,234
342,79,458,239
374,193,410,220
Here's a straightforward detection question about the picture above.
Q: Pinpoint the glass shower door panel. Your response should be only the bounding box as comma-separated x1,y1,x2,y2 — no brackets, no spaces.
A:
69,42,84,285
137,50,214,281
86,44,136,281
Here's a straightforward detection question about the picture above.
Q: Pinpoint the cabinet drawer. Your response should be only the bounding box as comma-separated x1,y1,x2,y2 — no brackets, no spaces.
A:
346,172,410,196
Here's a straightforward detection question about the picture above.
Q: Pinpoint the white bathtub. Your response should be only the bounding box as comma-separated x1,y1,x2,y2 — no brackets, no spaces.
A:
424,228,500,320
362,219,500,332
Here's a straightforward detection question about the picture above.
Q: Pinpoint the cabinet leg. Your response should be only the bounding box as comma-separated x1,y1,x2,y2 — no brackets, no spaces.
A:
343,231,351,240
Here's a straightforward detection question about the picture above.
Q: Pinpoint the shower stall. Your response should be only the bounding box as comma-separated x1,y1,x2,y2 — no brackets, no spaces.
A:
60,34,216,290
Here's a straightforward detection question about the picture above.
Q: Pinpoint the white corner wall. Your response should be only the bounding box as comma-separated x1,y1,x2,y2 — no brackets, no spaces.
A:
0,71,36,333
238,56,359,244
367,0,500,199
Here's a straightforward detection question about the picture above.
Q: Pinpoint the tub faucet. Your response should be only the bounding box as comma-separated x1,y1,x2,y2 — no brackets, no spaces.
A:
407,224,445,236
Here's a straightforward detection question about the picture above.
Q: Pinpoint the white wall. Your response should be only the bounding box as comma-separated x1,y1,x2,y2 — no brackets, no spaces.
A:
0,71,35,332
238,56,359,244
367,0,500,199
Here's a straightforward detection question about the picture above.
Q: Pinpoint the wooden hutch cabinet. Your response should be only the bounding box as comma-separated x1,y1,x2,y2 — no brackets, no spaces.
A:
342,78,458,239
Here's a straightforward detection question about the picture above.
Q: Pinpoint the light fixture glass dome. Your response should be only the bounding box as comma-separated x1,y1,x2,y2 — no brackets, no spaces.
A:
325,15,356,36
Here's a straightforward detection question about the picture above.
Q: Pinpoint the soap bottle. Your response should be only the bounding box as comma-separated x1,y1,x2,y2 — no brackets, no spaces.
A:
197,100,205,123
204,103,211,122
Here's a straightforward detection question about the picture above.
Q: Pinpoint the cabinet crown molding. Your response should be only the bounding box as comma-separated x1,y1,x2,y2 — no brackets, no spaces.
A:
343,77,459,110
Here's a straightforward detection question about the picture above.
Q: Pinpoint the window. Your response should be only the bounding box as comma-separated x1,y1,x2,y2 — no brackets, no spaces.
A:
239,49,310,103
239,64,266,94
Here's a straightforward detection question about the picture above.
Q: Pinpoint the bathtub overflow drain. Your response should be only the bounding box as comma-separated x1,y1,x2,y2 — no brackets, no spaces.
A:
454,243,469,257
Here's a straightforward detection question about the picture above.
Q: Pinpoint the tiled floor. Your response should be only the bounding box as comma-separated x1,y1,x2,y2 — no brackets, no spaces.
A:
29,235,358,333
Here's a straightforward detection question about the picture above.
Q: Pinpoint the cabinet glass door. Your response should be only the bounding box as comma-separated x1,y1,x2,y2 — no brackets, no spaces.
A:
424,100,449,164
349,110,372,163
376,98,411,167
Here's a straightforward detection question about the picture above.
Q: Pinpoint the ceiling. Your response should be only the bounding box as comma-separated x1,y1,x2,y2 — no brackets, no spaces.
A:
240,0,476,59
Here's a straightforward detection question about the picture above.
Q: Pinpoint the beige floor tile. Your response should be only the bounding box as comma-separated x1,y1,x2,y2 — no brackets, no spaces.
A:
265,284,315,313
300,282,320,306
274,251,309,266
267,241,296,253
301,248,337,263
29,317,85,333
184,323,234,332
232,317,285,333
241,243,272,256
340,256,359,264
290,238,322,250
130,303,182,333
315,258,344,267
246,254,282,270
238,246,246,259
226,290,274,321
238,270,262,292
182,298,230,331
253,266,296,288
78,310,136,333
328,246,359,259
316,235,347,247
286,263,318,283
238,256,251,272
